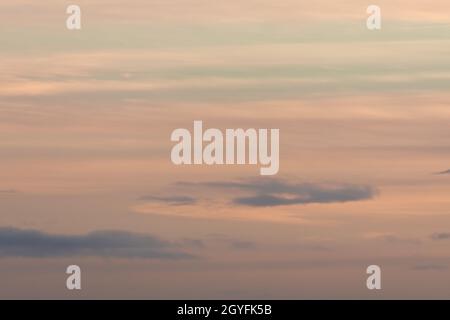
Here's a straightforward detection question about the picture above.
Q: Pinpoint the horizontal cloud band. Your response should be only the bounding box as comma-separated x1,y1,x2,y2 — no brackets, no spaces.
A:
0,227,194,259
181,179,377,207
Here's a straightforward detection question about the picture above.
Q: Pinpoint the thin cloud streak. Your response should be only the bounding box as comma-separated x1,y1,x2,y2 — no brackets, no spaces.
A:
431,232,450,240
435,169,450,175
137,195,197,206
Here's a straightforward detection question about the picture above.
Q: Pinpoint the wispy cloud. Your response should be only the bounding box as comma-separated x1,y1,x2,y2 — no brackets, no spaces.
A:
364,233,421,245
435,169,450,175
0,227,195,259
413,264,448,271
185,178,376,207
205,234,257,250
229,240,257,250
431,232,450,240
137,195,197,206
0,189,17,194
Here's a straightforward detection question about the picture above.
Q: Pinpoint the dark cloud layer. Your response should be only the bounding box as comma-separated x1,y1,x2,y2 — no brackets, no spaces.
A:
0,227,194,259
183,179,376,207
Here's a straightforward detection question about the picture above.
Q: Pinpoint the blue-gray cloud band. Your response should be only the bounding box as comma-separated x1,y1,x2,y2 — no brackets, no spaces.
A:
0,227,194,259
181,179,376,207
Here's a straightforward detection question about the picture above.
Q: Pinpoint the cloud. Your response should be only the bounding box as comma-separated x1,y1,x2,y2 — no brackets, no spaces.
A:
0,227,195,259
137,195,196,206
364,233,421,245
205,233,257,250
186,179,376,207
413,264,448,271
0,189,17,194
435,169,450,175
229,240,257,250
431,232,450,240
180,238,205,248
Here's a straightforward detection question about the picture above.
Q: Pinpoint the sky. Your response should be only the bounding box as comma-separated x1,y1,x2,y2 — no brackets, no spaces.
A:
0,0,450,299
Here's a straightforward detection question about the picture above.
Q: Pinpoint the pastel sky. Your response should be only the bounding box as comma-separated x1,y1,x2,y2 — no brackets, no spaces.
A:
0,0,450,298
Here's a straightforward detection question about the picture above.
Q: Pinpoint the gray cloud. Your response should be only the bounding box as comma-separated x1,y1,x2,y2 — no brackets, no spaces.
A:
137,195,196,206
413,264,448,271
180,238,205,248
431,232,450,240
374,234,421,245
229,240,257,250
0,227,195,259
184,179,376,207
435,169,450,175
